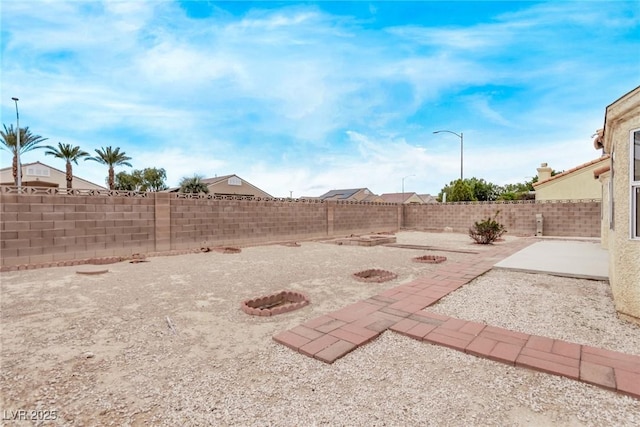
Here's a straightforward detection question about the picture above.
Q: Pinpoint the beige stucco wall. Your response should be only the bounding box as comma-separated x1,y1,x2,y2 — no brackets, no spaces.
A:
209,177,272,198
534,158,608,201
404,193,425,204
603,86,640,324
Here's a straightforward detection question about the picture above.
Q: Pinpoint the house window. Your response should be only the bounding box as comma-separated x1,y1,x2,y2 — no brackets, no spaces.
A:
228,177,241,186
26,166,50,177
632,129,640,238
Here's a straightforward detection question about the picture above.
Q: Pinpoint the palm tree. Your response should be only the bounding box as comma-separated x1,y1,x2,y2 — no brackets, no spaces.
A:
86,146,132,190
44,142,90,189
179,175,210,194
0,124,48,185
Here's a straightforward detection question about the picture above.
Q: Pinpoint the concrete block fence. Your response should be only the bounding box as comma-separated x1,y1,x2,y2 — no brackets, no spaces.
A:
0,187,601,269
404,200,601,238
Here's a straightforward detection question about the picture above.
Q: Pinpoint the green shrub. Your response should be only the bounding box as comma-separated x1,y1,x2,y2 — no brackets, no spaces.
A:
469,211,506,244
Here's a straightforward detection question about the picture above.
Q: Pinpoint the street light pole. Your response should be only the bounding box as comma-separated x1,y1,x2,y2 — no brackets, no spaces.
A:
402,174,415,203
433,130,463,181
11,97,21,190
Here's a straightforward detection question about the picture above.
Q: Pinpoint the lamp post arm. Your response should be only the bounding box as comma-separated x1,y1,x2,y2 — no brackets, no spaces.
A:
433,130,464,181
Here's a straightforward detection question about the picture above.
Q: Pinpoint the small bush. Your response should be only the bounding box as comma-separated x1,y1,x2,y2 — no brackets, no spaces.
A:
469,211,506,244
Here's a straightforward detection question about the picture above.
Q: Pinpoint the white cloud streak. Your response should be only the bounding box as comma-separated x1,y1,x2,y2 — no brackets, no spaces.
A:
1,0,637,197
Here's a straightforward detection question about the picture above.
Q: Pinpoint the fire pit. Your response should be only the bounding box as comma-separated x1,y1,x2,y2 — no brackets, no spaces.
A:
352,269,397,283
413,255,447,264
242,291,309,316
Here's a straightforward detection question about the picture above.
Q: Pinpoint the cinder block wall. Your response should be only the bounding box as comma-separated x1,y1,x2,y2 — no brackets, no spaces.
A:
0,193,156,267
170,198,330,249
0,191,400,268
0,189,601,269
332,201,399,235
404,201,601,237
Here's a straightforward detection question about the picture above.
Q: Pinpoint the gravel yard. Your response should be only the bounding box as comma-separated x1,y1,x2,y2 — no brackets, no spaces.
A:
1,231,639,426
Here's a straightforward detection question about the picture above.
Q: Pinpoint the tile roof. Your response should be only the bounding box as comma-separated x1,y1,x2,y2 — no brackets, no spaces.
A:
380,192,415,203
533,156,610,187
318,188,368,200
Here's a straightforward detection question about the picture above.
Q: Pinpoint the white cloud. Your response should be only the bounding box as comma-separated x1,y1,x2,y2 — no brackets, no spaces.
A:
1,1,636,200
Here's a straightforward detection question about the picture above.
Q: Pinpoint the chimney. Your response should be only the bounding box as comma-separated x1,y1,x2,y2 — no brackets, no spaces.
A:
537,163,552,182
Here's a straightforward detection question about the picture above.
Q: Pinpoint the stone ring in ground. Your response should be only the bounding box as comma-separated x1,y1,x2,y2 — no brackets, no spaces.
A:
352,269,398,283
413,255,447,264
242,291,310,316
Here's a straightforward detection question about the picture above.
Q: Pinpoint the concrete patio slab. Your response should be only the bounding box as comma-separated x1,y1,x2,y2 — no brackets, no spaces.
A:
494,240,608,281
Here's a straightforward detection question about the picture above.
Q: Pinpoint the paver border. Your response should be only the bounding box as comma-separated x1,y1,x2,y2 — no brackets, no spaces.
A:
273,238,640,400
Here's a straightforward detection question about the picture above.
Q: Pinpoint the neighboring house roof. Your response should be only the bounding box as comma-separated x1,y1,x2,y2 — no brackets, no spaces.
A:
380,192,423,204
0,161,106,189
533,156,610,188
318,188,373,200
168,174,273,198
362,194,385,203
200,174,237,186
418,194,438,204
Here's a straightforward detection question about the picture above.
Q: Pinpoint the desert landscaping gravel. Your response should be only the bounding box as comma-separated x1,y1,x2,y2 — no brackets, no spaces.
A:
1,231,639,426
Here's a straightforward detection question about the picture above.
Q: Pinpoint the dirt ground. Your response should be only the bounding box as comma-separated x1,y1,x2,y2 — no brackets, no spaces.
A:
1,232,639,426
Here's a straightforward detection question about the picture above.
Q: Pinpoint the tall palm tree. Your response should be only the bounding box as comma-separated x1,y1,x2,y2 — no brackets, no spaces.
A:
86,146,132,190
0,124,48,185
44,142,90,189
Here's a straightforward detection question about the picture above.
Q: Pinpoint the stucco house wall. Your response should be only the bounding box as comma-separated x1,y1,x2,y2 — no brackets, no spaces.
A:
599,86,640,325
533,157,608,201
0,161,106,190
205,177,272,198
168,174,273,198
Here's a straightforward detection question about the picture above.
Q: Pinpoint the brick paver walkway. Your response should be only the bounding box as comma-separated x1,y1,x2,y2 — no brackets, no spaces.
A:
274,238,640,399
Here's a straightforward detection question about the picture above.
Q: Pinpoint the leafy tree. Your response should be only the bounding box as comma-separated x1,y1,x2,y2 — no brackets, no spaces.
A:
467,177,501,201
114,170,141,191
439,178,494,202
439,172,565,203
139,167,168,192
437,179,476,202
179,175,209,194
449,179,476,202
0,124,48,185
499,182,534,201
86,146,132,190
115,167,168,192
43,142,89,189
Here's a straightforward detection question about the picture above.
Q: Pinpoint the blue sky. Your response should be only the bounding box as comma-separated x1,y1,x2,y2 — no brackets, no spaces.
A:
1,1,638,197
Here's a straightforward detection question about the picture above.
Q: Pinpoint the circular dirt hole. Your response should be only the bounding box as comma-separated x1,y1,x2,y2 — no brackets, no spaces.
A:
352,269,397,283
76,269,109,275
281,242,301,247
214,247,241,254
242,291,309,316
413,255,447,264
